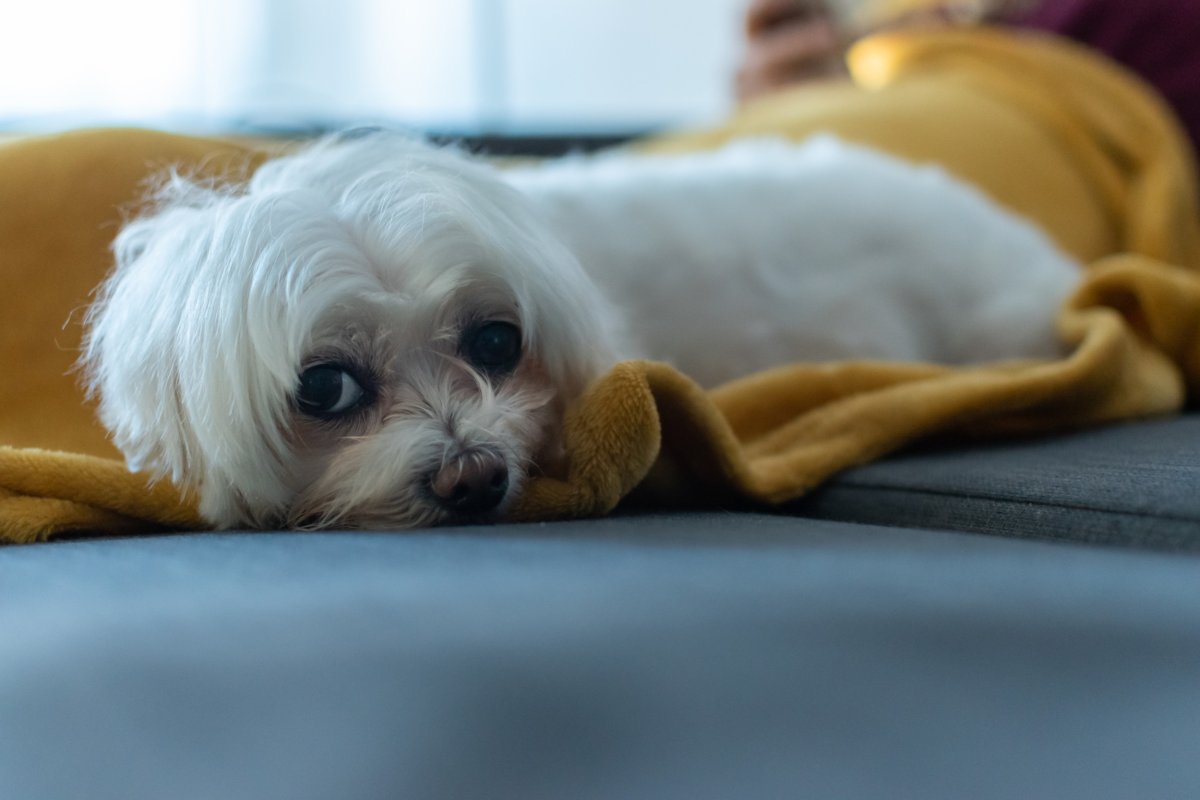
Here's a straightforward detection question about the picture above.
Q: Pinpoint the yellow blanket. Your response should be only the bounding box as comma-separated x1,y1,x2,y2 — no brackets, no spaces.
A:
3,29,1199,543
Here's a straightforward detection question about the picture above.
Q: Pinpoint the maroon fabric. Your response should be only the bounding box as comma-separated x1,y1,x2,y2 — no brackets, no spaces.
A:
1011,0,1200,159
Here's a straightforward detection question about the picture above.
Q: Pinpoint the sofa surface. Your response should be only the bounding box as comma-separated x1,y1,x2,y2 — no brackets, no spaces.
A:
3,511,1200,800
803,412,1200,549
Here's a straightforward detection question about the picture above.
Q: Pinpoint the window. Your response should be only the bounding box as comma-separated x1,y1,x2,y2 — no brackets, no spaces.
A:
0,0,745,133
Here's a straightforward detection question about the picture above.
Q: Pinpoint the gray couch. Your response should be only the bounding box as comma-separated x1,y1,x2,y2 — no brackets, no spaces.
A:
2,412,1198,799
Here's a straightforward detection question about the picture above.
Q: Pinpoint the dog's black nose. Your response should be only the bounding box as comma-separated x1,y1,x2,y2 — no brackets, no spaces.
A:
430,452,509,516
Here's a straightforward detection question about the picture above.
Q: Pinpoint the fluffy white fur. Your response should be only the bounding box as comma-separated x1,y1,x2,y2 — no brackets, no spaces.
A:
82,132,1080,529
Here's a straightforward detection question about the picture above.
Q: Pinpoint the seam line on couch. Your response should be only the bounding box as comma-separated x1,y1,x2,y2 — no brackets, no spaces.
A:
826,482,1200,525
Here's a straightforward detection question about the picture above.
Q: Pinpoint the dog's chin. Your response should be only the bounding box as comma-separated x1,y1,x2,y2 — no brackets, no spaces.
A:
288,506,494,532
431,506,509,528
287,495,512,531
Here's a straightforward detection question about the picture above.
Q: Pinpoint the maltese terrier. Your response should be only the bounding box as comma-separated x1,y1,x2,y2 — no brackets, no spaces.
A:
82,131,1079,529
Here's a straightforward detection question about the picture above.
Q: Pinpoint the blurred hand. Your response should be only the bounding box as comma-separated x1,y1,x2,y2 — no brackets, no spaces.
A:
735,0,849,103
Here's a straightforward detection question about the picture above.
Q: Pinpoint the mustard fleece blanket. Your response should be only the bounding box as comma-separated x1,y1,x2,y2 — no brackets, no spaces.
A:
3,29,1199,544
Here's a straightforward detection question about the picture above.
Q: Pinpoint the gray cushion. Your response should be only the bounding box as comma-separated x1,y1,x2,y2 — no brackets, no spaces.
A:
4,514,1200,799
796,414,1200,549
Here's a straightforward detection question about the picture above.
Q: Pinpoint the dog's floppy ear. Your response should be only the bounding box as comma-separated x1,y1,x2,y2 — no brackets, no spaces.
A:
81,173,310,525
514,237,624,401
82,190,215,486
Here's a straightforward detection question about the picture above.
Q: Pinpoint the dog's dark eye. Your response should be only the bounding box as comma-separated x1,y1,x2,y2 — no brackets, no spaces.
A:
463,321,522,375
297,365,368,417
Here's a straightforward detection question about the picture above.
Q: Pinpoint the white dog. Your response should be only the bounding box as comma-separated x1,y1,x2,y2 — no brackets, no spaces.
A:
82,131,1079,529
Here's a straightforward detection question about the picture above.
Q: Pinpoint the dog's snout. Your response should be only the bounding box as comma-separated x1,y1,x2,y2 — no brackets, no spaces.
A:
430,451,509,516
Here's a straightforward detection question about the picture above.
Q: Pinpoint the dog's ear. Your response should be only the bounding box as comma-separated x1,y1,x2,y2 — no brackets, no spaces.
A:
436,169,623,403
81,176,312,526
480,207,623,403
82,200,213,486
519,254,623,402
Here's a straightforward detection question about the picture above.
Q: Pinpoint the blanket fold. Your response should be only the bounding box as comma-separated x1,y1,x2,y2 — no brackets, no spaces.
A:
0,448,204,543
524,254,1200,517
3,29,1199,543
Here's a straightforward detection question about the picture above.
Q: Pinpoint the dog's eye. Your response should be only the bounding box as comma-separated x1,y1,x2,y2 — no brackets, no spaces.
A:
463,321,522,375
297,365,368,417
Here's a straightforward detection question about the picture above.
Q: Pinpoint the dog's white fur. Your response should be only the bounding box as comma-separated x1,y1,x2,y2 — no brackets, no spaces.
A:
82,132,1080,529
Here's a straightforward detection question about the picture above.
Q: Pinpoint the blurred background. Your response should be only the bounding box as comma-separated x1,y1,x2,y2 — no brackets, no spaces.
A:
0,0,748,138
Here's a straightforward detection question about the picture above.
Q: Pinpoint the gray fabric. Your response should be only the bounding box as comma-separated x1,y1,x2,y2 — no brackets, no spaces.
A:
797,415,1200,549
4,514,1200,799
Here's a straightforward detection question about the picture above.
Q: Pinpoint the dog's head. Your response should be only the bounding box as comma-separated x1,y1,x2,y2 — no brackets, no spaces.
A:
82,133,619,528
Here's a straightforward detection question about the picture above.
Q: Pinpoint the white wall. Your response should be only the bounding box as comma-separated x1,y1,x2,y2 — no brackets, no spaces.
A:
0,0,749,132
